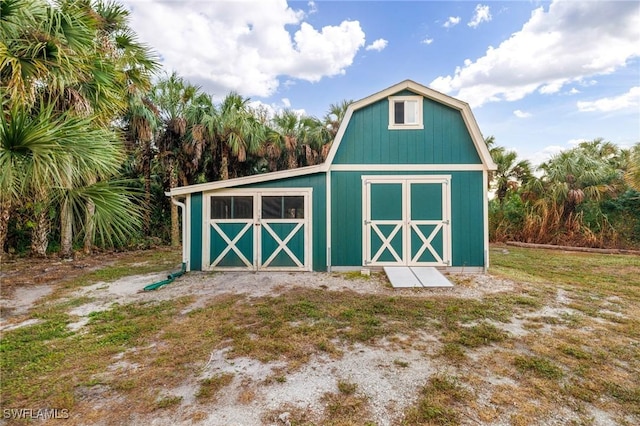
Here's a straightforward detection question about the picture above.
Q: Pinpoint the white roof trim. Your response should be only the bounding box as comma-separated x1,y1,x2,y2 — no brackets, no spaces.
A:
168,164,325,196
330,164,485,172
169,79,496,197
324,79,497,170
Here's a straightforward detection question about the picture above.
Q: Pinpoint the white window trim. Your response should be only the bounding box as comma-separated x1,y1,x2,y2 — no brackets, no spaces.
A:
202,188,313,272
388,95,423,130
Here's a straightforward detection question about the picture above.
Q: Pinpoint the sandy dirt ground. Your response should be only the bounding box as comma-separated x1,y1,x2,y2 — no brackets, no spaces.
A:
0,259,622,425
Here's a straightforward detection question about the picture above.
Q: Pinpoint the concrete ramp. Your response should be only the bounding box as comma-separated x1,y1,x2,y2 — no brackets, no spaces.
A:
384,266,453,289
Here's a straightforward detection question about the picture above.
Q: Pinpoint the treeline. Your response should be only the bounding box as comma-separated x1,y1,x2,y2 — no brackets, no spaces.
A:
488,138,640,249
0,0,346,257
2,1,638,258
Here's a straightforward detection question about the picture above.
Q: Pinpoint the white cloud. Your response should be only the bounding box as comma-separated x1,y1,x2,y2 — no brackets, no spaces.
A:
307,1,317,15
576,86,640,112
366,38,388,52
422,38,434,45
443,16,460,28
123,0,365,99
430,1,640,107
513,109,531,118
468,4,491,28
528,145,565,168
569,88,580,95
248,100,306,120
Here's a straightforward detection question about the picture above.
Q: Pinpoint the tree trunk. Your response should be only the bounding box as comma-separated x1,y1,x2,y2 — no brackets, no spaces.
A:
169,160,180,247
31,192,50,257
60,198,74,258
287,151,298,170
83,199,95,254
0,199,11,256
76,176,98,255
220,146,229,180
142,140,152,236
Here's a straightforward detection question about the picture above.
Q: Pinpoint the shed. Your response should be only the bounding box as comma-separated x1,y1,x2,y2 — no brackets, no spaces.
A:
168,80,497,273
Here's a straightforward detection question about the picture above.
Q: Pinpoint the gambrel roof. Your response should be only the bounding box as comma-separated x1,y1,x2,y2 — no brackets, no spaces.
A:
169,80,496,197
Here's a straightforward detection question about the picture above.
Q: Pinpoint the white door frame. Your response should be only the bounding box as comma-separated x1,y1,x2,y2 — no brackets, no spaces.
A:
362,175,451,267
203,188,312,271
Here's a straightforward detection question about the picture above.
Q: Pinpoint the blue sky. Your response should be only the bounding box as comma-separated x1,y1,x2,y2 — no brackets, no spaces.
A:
123,0,640,166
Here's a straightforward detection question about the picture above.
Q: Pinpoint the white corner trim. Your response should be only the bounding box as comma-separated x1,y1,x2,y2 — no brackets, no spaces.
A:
483,170,490,269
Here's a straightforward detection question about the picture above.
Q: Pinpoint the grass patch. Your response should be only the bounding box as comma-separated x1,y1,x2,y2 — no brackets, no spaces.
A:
393,359,410,368
337,380,358,395
341,271,370,280
451,322,509,348
196,373,234,401
514,355,563,380
321,381,372,425
0,295,190,411
403,374,470,425
155,395,182,409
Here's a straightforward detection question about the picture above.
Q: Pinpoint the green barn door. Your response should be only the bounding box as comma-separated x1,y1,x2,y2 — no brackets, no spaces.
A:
207,192,310,271
364,177,451,267
208,196,255,270
364,182,405,265
259,195,307,270
409,181,450,266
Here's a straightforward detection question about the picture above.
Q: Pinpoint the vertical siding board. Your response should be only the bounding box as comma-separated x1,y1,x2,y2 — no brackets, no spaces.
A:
190,192,203,271
449,172,484,266
331,172,362,266
333,91,482,165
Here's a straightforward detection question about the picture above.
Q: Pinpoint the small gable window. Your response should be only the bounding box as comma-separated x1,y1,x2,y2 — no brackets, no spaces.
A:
388,96,423,130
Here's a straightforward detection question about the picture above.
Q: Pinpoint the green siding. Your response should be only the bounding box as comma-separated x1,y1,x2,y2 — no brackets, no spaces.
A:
331,171,485,267
245,173,327,271
330,172,363,266
450,171,485,267
190,192,203,270
261,223,304,267
370,183,402,220
334,92,482,165
210,223,253,267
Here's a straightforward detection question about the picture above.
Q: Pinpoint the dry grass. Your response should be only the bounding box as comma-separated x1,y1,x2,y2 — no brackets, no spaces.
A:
1,246,639,424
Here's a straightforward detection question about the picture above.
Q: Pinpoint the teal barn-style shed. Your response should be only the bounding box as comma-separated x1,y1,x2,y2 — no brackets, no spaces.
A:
167,80,497,273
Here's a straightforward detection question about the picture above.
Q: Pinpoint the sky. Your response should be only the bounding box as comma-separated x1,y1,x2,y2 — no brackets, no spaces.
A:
122,0,640,167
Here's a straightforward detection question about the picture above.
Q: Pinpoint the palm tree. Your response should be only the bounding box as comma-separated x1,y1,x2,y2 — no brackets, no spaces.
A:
215,92,265,180
271,110,303,170
324,99,352,139
152,72,204,245
122,94,159,236
1,104,139,256
624,143,640,191
1,0,154,256
539,141,619,221
490,147,533,203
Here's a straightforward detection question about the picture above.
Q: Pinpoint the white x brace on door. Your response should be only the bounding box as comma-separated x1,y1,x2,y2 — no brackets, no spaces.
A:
363,175,451,267
204,189,311,271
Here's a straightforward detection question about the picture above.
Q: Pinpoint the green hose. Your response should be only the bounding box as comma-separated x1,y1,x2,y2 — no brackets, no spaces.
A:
143,262,187,291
